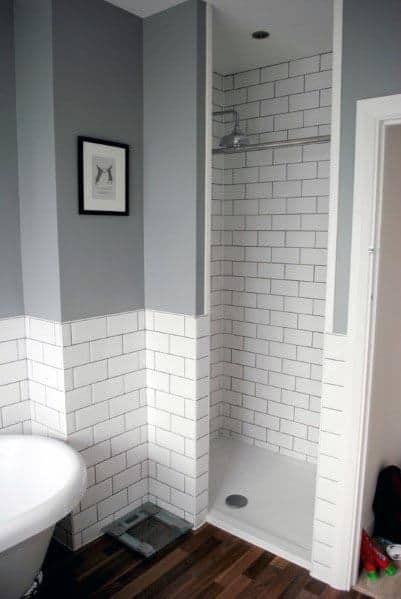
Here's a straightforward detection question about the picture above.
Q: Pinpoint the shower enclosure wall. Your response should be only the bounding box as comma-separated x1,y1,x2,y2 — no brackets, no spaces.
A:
208,51,332,564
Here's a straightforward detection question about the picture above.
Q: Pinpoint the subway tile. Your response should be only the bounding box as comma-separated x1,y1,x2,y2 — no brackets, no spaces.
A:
108,352,140,377
260,165,286,182
225,88,247,106
2,401,30,427
113,464,142,493
93,415,125,444
0,382,21,408
0,360,27,386
156,428,185,454
258,231,285,247
303,142,331,161
243,422,266,441
289,55,320,76
286,231,316,248
28,318,56,344
287,196,317,214
75,401,109,431
274,146,302,164
0,317,25,342
261,97,289,116
71,318,107,344
111,428,141,456
268,429,293,449
107,312,138,336
123,331,145,353
261,62,289,82
320,88,331,107
146,331,169,353
234,68,260,88
287,162,317,180
0,341,19,365
246,149,273,167
246,182,272,199
98,490,128,520
275,76,304,97
288,126,318,140
289,91,319,112
82,441,111,470
305,70,331,91
154,312,185,336
281,389,309,409
247,81,274,101
90,337,122,362
280,419,307,439
274,111,303,131
81,479,113,510
273,181,301,198
304,107,331,127
73,360,107,388
93,376,124,403
246,117,274,135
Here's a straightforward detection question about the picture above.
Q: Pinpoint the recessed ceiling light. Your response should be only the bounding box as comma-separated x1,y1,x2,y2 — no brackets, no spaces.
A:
252,30,270,40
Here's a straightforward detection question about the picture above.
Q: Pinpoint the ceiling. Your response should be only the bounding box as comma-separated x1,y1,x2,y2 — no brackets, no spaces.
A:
106,0,333,75
106,0,184,18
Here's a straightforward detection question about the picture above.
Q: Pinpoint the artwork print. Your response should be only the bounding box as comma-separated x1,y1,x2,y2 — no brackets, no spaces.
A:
92,155,116,202
78,137,129,215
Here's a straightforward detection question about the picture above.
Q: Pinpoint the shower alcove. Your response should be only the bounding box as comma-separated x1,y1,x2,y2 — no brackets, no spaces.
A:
207,26,333,568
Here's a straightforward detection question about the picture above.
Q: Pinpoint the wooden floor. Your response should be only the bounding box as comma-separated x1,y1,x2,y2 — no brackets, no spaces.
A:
38,524,368,598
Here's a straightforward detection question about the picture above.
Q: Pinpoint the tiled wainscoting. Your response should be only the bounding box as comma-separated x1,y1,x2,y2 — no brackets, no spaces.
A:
0,316,29,432
311,333,348,584
146,311,209,528
0,310,209,548
210,52,332,462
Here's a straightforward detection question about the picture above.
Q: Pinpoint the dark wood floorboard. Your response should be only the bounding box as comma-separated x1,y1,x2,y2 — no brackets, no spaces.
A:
38,524,368,599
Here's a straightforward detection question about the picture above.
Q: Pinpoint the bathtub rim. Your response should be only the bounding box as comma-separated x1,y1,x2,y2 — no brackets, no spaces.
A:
0,435,87,553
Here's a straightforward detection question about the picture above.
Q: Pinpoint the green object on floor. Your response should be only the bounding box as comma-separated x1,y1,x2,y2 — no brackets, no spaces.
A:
366,569,379,580
385,562,397,576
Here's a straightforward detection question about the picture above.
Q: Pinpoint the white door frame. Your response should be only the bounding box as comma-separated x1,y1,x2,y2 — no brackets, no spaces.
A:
345,94,401,586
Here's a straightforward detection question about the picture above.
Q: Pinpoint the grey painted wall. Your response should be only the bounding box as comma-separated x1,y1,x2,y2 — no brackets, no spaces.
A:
14,0,62,321
334,0,401,332
53,0,144,321
0,0,24,318
143,0,206,316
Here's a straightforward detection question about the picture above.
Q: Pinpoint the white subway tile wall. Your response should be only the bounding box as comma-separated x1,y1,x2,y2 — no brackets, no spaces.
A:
0,316,29,433
0,309,209,548
210,71,226,438
24,311,148,548
146,310,209,528
211,52,331,461
311,333,348,583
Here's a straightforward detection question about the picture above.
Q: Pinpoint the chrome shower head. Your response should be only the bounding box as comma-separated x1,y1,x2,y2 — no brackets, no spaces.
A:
213,109,250,150
219,125,250,150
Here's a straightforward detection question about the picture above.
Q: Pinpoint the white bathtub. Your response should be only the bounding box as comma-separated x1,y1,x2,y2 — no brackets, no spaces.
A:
0,435,87,599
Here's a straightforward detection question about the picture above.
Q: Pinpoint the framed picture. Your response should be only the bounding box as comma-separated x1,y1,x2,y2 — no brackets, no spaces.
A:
78,136,129,215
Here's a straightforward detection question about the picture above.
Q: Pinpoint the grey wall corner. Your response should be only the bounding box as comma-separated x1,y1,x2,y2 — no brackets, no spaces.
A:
14,0,62,322
334,0,401,333
0,0,24,318
53,0,144,321
143,0,207,316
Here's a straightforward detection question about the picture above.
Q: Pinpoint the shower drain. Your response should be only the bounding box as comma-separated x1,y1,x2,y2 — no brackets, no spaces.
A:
225,494,248,508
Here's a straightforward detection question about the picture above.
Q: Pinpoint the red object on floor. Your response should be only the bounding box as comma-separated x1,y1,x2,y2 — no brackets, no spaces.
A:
361,529,397,578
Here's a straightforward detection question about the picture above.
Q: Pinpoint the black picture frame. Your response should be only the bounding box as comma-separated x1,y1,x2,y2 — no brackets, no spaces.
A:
78,136,129,215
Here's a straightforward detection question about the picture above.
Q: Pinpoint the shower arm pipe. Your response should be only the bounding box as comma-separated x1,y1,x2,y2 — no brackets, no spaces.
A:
212,134,331,154
213,109,240,129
